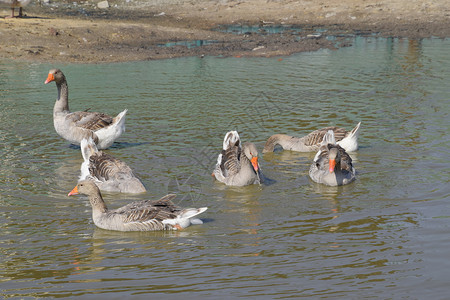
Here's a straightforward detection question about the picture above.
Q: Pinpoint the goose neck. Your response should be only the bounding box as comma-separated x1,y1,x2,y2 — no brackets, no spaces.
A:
54,80,69,113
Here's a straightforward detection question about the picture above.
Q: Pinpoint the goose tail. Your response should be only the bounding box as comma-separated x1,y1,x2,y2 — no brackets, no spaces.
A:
322,130,336,146
222,130,240,150
80,137,98,161
113,109,128,128
79,137,98,180
337,122,361,152
178,207,208,228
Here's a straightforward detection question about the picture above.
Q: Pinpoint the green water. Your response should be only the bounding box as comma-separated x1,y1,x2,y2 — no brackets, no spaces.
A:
1,37,449,298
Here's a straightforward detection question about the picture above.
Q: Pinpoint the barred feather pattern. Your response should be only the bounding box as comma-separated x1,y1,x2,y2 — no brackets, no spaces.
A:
303,127,347,146
97,196,181,231
120,196,180,223
88,151,134,181
67,111,114,131
220,140,242,177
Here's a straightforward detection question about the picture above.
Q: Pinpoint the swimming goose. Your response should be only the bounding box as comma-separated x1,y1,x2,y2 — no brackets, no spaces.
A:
212,131,261,186
309,130,356,186
1,0,31,17
44,69,127,149
68,180,208,231
79,138,146,194
263,122,361,153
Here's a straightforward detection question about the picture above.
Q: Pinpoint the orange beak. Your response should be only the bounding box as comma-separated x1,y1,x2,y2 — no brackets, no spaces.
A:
329,159,336,173
68,185,79,196
251,157,259,171
44,73,55,84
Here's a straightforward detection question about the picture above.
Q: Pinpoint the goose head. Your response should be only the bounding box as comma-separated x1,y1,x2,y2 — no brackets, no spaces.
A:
68,180,107,212
243,142,259,172
328,147,340,173
68,180,99,196
45,69,65,85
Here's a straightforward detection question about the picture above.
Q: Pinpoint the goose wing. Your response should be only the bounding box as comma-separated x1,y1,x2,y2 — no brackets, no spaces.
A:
220,139,241,177
304,126,348,146
113,194,180,223
313,144,329,168
337,145,353,171
88,151,133,181
66,111,114,131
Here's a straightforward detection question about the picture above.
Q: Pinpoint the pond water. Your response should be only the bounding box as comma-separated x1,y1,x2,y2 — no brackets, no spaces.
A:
1,37,449,298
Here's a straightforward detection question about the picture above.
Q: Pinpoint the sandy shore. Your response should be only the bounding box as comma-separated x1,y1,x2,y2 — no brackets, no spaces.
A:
1,0,449,63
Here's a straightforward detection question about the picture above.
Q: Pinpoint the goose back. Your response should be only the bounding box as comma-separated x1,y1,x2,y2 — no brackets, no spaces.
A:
80,138,146,193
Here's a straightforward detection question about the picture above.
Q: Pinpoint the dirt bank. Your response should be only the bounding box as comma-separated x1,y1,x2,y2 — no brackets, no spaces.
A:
1,0,449,63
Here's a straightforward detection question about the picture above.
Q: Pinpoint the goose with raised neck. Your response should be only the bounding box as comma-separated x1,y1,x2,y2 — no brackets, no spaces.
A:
45,69,127,149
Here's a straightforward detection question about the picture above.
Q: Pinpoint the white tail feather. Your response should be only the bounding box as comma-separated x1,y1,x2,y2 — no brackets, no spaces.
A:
80,137,98,161
180,207,208,220
162,207,208,229
337,122,361,152
114,109,128,125
79,138,98,181
95,109,127,149
222,130,240,150
322,130,336,146
216,153,223,167
348,122,361,139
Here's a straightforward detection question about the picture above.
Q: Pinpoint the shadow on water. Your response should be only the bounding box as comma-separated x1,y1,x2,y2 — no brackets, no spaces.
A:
108,141,152,150
198,218,215,224
67,141,151,150
260,172,277,186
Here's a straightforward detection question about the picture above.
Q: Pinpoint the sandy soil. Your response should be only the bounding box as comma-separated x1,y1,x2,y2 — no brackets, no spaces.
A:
0,0,449,63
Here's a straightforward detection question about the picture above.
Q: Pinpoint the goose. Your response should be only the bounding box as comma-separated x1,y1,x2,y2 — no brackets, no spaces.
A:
263,122,361,153
309,130,356,186
79,138,146,194
1,0,31,18
44,69,127,149
68,180,208,231
212,131,261,186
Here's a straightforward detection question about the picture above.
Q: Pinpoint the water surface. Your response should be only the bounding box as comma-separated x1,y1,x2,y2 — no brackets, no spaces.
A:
1,37,449,298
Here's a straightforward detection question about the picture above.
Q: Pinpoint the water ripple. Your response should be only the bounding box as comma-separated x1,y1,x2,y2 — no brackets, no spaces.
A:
1,37,449,298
